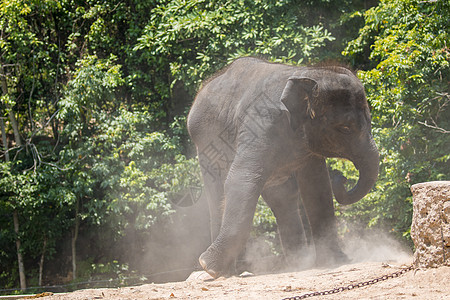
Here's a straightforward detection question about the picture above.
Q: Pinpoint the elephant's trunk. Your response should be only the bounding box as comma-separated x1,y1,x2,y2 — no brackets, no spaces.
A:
331,139,379,205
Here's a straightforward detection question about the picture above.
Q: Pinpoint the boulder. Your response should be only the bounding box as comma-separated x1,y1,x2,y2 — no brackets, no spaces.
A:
411,181,450,268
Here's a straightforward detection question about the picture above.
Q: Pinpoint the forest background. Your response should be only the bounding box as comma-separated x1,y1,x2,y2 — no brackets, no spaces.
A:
0,0,448,293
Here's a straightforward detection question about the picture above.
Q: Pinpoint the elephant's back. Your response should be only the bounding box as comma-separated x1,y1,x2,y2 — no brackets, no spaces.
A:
187,58,294,145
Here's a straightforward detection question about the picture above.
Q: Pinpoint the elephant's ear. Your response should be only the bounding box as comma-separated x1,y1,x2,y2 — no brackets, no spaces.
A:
280,74,319,130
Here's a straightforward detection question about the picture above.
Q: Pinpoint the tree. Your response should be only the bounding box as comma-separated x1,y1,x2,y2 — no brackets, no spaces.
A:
340,0,449,239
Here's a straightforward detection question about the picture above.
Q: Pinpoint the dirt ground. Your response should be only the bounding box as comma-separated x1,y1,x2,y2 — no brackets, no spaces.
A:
34,258,450,300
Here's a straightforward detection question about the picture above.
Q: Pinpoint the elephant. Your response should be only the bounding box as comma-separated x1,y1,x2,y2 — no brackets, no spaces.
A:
187,57,379,278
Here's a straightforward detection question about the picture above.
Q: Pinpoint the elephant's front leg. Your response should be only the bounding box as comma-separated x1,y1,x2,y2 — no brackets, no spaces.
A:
199,156,266,278
296,155,349,267
262,177,311,269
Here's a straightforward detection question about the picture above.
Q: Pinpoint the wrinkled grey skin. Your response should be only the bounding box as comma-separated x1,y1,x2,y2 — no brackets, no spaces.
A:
187,57,379,278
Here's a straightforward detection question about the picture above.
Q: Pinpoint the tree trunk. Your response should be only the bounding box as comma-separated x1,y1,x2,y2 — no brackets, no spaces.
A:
38,236,47,286
13,210,27,291
2,61,26,290
71,197,80,280
2,71,26,289
1,60,11,162
7,109,21,146
0,117,8,161
0,61,21,147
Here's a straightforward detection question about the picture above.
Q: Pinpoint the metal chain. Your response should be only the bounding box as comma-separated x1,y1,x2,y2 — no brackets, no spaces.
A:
281,264,414,300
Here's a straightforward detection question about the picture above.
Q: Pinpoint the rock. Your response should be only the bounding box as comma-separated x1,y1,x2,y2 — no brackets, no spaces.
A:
411,181,450,268
239,271,254,277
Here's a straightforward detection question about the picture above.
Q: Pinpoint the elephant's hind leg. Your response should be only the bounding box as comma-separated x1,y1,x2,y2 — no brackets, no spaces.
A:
198,151,227,244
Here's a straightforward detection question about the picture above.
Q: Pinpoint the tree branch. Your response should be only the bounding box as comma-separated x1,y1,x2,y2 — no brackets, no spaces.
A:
418,121,450,134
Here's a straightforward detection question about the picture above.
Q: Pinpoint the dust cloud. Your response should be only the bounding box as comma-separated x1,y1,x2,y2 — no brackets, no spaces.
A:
138,193,211,283
341,227,412,264
237,223,412,277
136,185,411,283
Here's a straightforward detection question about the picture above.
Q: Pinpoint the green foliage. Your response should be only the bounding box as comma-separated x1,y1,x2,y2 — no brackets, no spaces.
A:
341,0,450,239
0,160,75,290
77,258,129,281
135,0,335,95
253,197,277,234
1,0,200,288
59,55,124,129
58,99,199,245
0,162,35,208
251,196,279,255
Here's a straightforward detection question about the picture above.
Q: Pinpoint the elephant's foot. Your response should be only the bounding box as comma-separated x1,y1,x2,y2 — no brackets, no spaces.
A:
186,270,215,281
281,245,316,271
331,248,351,265
199,245,235,279
315,246,351,268
198,253,219,279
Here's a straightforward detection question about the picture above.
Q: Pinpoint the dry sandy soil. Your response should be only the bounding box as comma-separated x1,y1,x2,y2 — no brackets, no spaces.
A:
33,258,450,300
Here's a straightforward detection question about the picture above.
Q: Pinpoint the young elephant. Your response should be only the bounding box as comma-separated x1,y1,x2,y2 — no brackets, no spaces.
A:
187,57,379,278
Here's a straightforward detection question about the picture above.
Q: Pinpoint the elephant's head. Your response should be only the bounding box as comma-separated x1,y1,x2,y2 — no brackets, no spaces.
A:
280,67,379,205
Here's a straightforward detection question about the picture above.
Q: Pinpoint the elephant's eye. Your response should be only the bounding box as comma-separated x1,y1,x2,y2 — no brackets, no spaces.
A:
337,125,351,134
